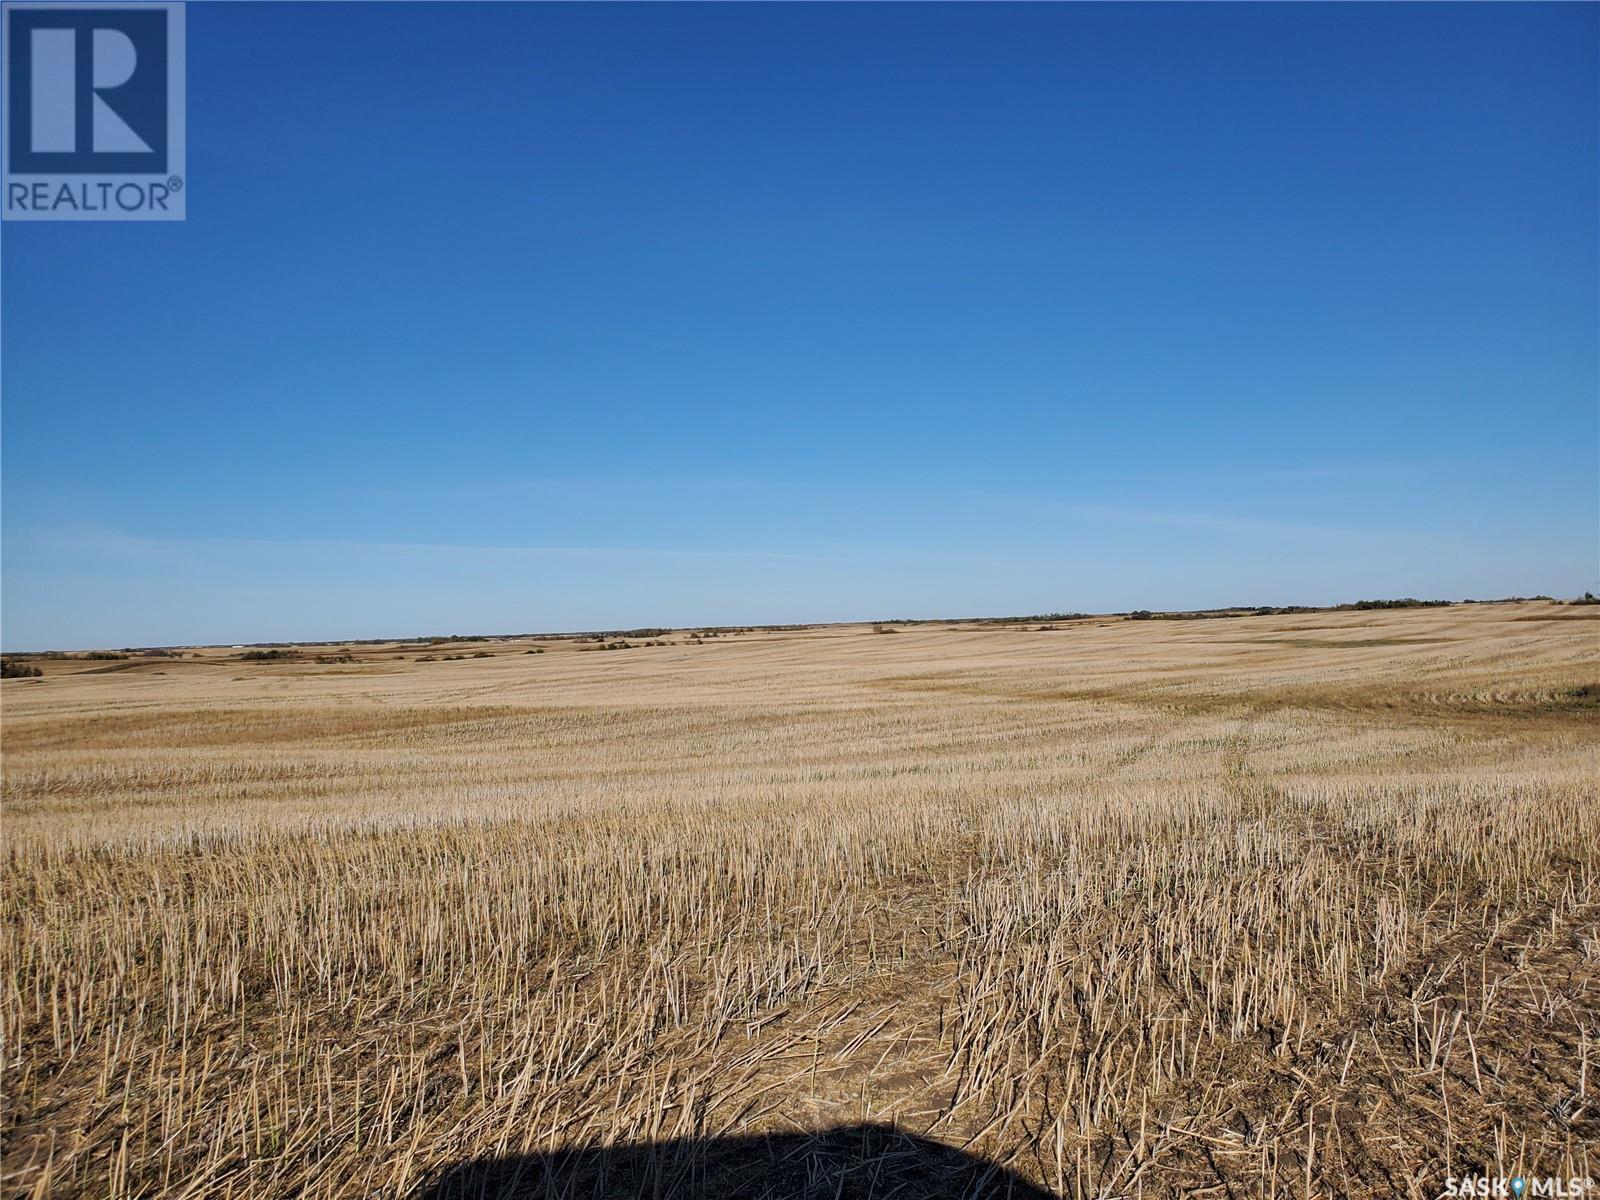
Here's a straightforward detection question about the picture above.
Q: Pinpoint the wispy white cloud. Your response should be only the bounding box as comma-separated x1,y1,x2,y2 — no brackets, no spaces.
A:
4,523,841,565
965,494,1382,542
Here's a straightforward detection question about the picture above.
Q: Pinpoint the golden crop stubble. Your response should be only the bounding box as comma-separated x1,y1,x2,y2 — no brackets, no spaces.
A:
1,603,1596,1198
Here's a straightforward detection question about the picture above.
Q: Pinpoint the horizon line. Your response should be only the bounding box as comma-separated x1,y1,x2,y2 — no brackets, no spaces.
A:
2,591,1584,656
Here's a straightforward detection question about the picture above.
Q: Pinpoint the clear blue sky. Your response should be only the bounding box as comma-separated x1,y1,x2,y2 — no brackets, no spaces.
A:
3,2,1596,649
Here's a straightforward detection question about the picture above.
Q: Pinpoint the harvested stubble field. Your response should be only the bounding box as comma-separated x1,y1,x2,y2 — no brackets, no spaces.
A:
2,602,1597,1199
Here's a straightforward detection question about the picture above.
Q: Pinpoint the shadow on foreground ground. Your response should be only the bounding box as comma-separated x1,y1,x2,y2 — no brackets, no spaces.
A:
414,1123,1057,1199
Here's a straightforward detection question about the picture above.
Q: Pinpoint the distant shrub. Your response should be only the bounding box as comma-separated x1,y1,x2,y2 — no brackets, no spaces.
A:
238,649,295,661
1347,599,1451,611
81,651,130,661
1,659,42,678
524,648,545,654
314,654,355,664
1128,610,1154,620
971,612,1090,626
